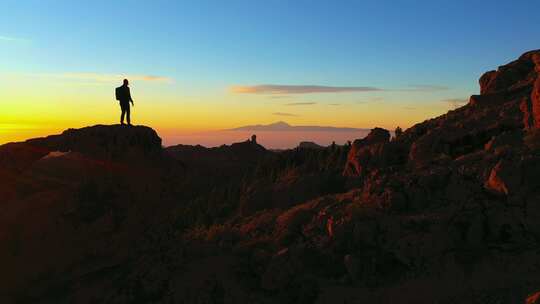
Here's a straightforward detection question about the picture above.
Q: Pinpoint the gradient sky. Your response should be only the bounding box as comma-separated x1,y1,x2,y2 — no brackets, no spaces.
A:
1,0,539,147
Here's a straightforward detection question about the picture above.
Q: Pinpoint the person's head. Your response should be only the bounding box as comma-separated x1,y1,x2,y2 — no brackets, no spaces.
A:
123,79,129,86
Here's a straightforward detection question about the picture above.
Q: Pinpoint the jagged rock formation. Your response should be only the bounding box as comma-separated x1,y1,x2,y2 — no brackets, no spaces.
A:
343,127,392,176
211,50,540,303
343,50,540,203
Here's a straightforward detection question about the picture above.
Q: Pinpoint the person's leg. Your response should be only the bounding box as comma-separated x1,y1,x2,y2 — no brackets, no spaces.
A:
120,103,126,125
126,104,131,125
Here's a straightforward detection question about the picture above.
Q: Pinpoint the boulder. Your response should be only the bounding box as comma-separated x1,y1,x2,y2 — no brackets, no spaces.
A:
526,290,540,304
485,159,521,195
364,127,391,143
479,70,498,95
343,128,390,177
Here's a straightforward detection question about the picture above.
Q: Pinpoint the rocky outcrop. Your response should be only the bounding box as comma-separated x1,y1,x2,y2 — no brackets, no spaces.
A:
344,66,537,170
0,125,172,300
26,124,163,163
478,50,540,130
479,50,538,95
485,158,521,195
343,128,391,176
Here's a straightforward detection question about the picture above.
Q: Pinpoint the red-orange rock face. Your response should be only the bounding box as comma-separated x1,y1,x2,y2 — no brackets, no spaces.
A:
531,54,540,128
527,291,540,304
343,128,390,177
478,51,535,95
485,159,521,195
473,50,540,131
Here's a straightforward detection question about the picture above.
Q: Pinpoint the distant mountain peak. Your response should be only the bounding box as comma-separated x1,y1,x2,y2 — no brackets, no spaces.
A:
228,122,368,132
269,121,291,127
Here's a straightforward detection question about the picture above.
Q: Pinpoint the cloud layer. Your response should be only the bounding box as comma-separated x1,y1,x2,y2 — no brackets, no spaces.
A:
231,84,381,94
232,84,449,95
285,102,317,106
273,112,299,117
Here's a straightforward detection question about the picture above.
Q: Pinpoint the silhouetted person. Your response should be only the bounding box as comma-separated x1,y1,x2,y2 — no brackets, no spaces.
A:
115,79,134,125
394,126,403,139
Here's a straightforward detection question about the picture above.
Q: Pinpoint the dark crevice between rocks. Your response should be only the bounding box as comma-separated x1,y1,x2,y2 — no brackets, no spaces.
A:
448,125,520,158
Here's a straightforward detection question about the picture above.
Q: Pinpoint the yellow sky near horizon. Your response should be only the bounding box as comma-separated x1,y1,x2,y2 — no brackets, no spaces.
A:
0,74,457,146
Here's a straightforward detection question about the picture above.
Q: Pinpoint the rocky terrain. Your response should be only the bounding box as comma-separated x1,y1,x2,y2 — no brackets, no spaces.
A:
1,50,540,303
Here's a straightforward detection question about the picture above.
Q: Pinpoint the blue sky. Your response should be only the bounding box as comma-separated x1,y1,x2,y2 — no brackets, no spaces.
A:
2,0,538,85
1,0,539,146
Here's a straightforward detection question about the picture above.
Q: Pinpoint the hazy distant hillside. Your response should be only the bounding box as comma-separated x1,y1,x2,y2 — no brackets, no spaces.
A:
229,121,369,132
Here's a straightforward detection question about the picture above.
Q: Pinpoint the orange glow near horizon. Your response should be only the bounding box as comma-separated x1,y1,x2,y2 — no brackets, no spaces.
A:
0,75,456,148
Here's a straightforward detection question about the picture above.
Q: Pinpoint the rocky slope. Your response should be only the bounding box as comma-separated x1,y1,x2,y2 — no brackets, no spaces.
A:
1,50,540,303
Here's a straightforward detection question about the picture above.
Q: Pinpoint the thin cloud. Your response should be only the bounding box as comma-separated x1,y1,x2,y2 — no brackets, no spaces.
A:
24,72,173,83
442,98,468,109
231,84,382,94
329,103,341,106
232,84,448,95
273,112,299,117
0,35,30,42
285,102,317,106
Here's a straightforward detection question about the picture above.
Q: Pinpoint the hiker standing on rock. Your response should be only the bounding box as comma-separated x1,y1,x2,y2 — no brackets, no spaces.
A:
115,79,134,125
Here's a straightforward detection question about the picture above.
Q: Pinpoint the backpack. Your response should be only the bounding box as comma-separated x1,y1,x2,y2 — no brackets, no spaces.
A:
115,86,122,101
